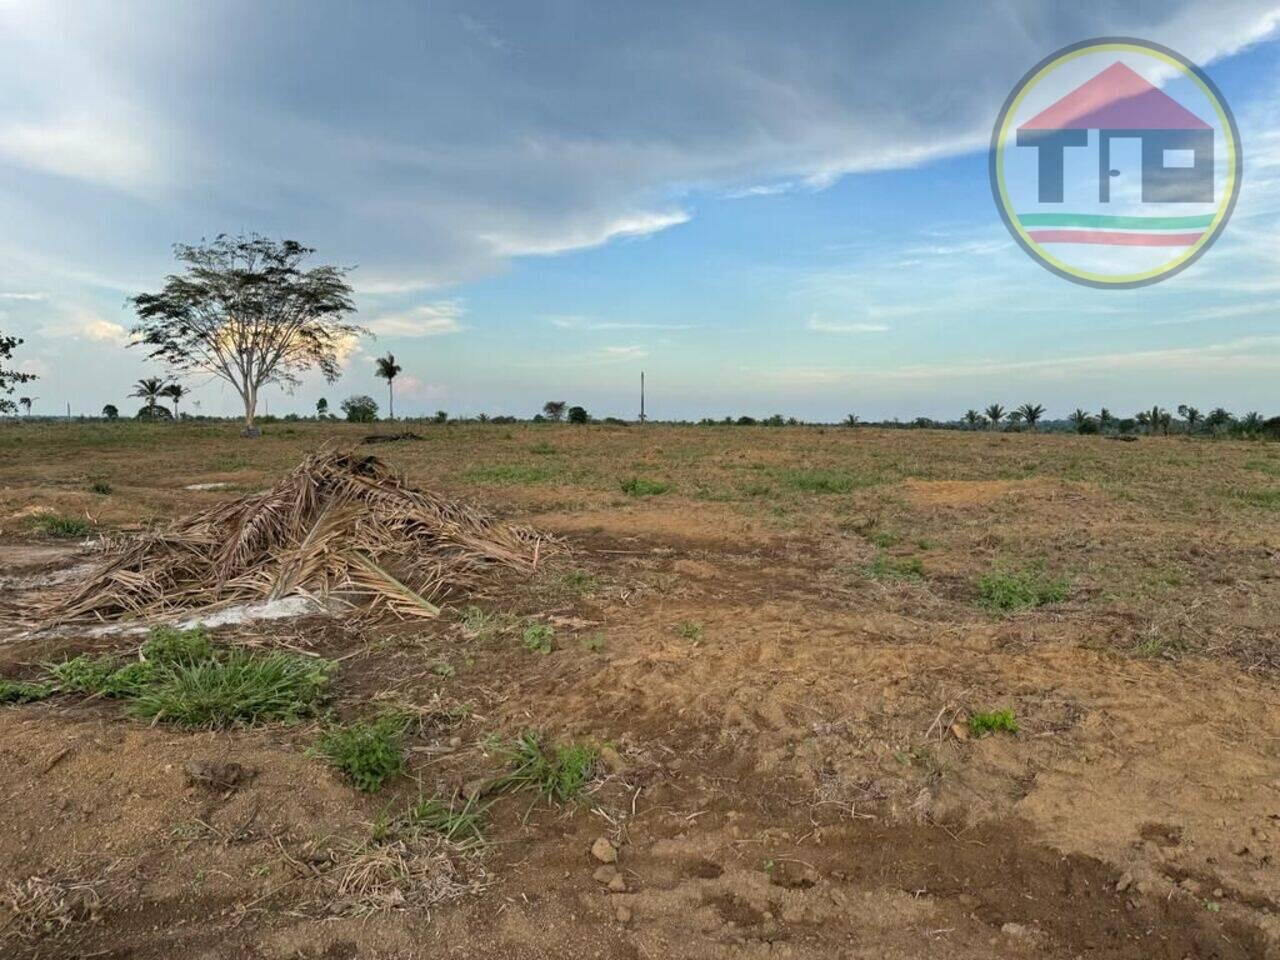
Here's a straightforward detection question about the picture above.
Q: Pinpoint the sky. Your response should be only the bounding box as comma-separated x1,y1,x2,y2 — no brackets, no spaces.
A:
1,0,1279,422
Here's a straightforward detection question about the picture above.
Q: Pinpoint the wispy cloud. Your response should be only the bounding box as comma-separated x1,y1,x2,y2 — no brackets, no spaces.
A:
366,301,466,338
545,314,694,331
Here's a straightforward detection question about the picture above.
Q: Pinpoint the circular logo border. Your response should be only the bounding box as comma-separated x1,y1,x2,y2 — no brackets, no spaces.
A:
989,37,1242,289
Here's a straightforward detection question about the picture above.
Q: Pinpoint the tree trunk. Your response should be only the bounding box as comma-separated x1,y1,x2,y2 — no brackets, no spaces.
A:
241,386,260,437
388,381,394,420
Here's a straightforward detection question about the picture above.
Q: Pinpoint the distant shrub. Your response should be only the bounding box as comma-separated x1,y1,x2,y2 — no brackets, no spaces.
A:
89,480,112,495
341,395,379,423
567,405,589,424
35,515,92,538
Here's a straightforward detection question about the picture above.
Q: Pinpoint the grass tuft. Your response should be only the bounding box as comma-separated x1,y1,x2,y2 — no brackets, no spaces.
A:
620,476,670,497
400,792,488,845
968,709,1019,736
0,679,54,704
34,515,92,538
867,553,924,581
493,731,599,803
88,480,113,496
312,713,410,793
130,651,331,728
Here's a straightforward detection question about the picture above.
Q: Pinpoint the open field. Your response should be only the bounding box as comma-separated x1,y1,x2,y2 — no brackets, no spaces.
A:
1,421,1279,959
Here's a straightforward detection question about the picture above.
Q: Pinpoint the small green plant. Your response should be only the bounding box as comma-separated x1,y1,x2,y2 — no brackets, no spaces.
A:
867,553,924,581
312,713,410,793
870,531,899,549
494,731,599,803
620,476,670,497
401,792,488,844
675,621,704,641
559,569,597,594
0,679,53,704
129,652,331,727
89,480,113,496
579,633,605,653
35,515,92,538
142,625,213,665
431,660,456,678
521,623,554,655
968,709,1019,736
977,567,1069,611
48,653,148,697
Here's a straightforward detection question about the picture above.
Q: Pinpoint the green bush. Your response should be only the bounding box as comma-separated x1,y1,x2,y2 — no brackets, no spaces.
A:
35,515,92,538
522,623,554,654
312,713,410,793
977,567,1068,611
494,731,599,803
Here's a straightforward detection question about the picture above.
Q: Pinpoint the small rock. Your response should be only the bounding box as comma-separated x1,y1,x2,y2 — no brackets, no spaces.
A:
1213,887,1224,898
1116,872,1133,893
591,837,618,864
950,723,970,741
615,903,632,924
1001,922,1035,941
593,865,619,885
608,874,628,893
461,778,488,800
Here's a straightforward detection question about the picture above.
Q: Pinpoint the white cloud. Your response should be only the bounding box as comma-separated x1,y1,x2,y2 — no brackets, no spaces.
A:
544,314,693,331
367,301,466,338
43,306,130,345
0,291,46,301
481,209,691,258
598,345,649,361
0,116,159,194
806,318,890,333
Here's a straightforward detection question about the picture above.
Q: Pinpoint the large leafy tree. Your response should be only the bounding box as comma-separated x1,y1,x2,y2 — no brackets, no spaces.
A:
542,400,567,422
130,235,364,433
0,333,37,416
374,352,402,419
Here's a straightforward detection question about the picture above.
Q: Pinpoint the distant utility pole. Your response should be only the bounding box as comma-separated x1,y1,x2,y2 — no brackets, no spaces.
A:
639,371,646,423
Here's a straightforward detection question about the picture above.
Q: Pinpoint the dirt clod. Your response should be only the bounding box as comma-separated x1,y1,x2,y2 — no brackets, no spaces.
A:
591,837,618,864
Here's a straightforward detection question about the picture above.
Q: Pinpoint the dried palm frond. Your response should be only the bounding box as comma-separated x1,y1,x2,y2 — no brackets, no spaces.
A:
37,450,554,624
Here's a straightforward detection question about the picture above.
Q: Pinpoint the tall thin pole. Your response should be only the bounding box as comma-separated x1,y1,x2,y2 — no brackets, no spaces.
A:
639,371,646,423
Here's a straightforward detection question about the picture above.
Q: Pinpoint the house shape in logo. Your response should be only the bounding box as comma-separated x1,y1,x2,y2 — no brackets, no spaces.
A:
1016,62,1212,204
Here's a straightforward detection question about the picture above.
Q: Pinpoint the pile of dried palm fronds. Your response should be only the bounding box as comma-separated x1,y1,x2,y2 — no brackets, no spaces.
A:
40,450,553,624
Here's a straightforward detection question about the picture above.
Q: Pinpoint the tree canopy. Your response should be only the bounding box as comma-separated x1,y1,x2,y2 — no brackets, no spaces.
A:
130,235,364,432
0,333,37,416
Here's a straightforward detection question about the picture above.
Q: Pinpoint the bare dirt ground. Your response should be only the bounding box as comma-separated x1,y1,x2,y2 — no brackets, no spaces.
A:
1,421,1278,959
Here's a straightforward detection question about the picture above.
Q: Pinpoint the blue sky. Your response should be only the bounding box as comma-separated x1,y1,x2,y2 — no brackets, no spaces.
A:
1,0,1279,421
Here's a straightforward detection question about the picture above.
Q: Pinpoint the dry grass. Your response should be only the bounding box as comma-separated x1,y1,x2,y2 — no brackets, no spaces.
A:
313,837,484,917
1,875,104,943
38,449,554,624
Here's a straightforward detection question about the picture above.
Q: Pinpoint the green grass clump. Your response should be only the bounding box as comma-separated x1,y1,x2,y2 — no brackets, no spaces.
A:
35,515,92,538
1239,488,1280,509
675,621,704,641
968,709,1019,736
620,476,670,496
464,464,558,485
131,651,331,728
779,469,869,494
867,553,924,581
494,731,599,803
977,567,1068,611
400,792,488,844
521,623,554,654
0,679,54,704
312,713,410,793
48,653,151,697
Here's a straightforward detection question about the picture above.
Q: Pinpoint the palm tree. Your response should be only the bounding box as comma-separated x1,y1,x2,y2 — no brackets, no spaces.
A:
316,397,328,419
1068,408,1093,434
1177,404,1202,435
1007,409,1025,427
843,413,859,427
1098,408,1114,433
18,396,32,417
963,409,984,430
1017,403,1045,431
1240,411,1263,438
985,404,1005,430
1205,407,1233,435
374,353,402,419
131,377,167,416
1147,405,1171,436
1135,410,1151,432
161,382,186,420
